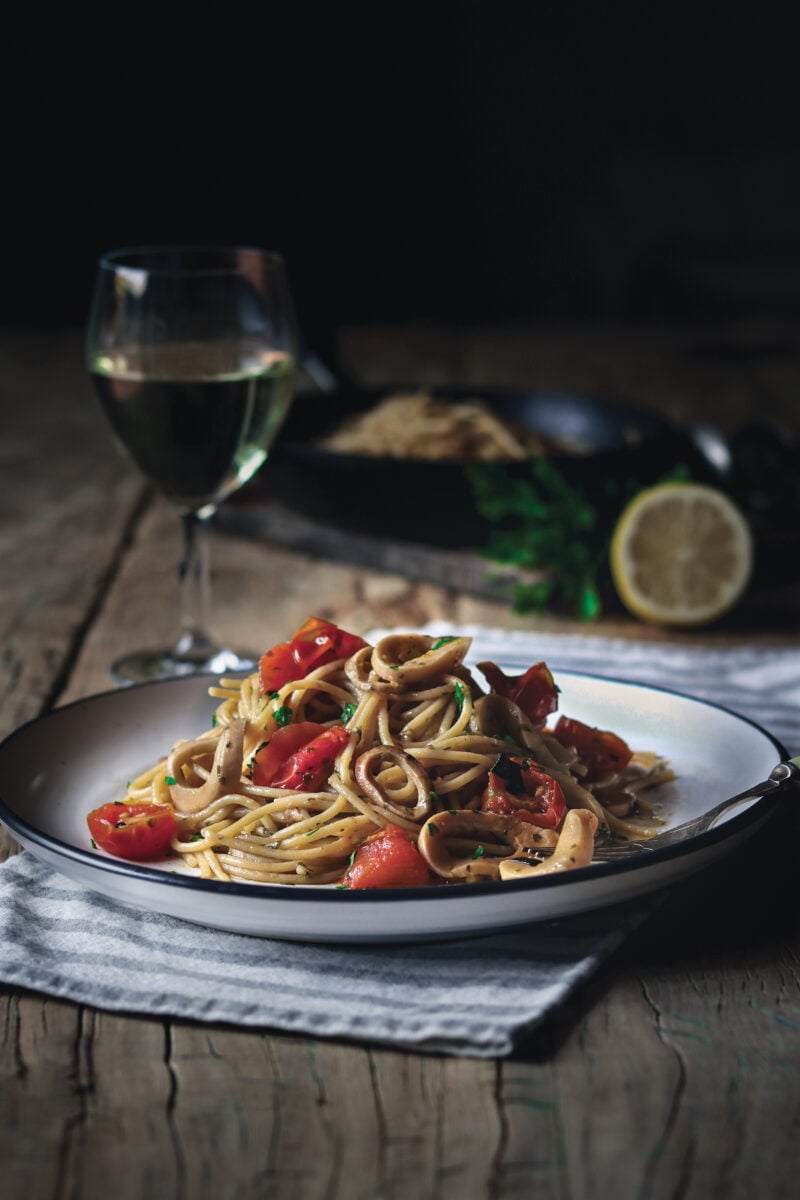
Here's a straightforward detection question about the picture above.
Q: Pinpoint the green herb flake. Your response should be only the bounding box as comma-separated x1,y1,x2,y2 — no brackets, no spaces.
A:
190,833,203,842
341,702,357,723
454,682,465,712
426,822,439,836
335,884,348,890
471,844,485,860
429,789,439,802
165,775,177,786
272,705,293,726
125,782,131,791
432,636,457,650
348,850,357,867
211,712,217,727
269,690,280,699
305,827,319,837
90,838,97,849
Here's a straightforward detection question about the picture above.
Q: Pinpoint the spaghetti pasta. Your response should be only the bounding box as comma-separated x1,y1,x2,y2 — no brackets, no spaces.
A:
92,621,674,887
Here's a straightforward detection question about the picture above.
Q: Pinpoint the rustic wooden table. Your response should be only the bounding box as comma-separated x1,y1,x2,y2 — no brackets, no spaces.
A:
1,325,799,1199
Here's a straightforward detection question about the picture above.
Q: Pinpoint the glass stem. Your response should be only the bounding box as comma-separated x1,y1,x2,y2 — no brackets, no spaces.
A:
174,510,216,660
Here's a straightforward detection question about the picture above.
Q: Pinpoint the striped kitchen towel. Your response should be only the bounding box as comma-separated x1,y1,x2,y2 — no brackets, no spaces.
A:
0,628,796,1057
0,852,646,1056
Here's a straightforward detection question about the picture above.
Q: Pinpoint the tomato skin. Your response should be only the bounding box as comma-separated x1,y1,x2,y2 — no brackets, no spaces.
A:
252,723,349,791
259,617,368,694
289,616,368,674
343,825,431,889
87,802,175,861
480,763,566,830
480,661,559,726
550,716,632,781
258,640,298,694
251,722,328,786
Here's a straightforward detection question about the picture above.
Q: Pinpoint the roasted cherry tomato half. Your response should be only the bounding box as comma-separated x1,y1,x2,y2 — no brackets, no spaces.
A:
479,660,559,726
289,616,368,674
480,759,566,830
87,801,176,861
259,616,368,694
550,716,632,781
258,640,298,694
343,824,431,889
252,723,349,791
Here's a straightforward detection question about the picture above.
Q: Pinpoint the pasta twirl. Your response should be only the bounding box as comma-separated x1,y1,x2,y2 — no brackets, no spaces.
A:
96,624,674,887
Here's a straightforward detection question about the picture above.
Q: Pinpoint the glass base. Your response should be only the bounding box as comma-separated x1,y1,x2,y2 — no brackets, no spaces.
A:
110,645,257,686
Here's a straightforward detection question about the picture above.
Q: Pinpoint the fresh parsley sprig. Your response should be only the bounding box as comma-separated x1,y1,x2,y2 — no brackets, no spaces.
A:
468,459,692,620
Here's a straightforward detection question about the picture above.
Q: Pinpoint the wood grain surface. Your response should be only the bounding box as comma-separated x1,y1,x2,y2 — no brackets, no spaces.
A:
1,327,798,1200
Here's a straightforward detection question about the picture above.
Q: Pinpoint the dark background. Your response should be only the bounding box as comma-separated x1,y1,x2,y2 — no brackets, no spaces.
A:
4,6,800,367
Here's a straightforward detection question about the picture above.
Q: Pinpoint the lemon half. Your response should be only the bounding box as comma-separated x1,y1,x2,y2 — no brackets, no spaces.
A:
610,483,754,626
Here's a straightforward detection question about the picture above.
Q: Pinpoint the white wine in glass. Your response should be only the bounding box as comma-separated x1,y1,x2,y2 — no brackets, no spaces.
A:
87,246,298,684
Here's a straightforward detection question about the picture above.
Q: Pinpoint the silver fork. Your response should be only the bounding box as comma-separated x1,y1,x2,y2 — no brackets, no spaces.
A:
590,754,800,862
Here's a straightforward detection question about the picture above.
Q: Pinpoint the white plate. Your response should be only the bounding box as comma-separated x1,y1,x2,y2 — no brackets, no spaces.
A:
0,671,786,942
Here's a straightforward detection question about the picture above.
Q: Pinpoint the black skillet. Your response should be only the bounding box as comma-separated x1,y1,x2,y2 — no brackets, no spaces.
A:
265,384,711,548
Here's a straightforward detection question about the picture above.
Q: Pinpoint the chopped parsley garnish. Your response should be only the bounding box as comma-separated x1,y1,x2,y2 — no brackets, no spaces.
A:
335,884,348,890
190,833,203,842
429,789,439,802
305,827,319,837
269,690,280,699
90,838,97,849
432,636,457,650
348,850,357,867
272,705,292,726
164,775,177,786
426,822,439,836
471,844,485,860
211,712,217,727
454,682,465,712
341,702,357,723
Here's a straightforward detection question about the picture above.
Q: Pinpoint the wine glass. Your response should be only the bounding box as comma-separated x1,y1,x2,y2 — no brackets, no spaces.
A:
86,245,298,684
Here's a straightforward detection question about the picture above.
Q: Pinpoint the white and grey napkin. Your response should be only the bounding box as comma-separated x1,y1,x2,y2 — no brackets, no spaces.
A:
1,627,797,1057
